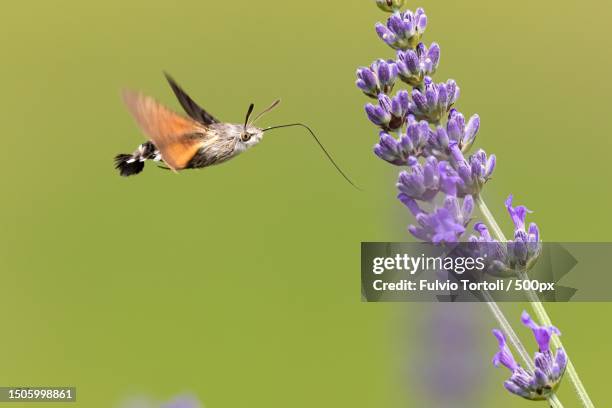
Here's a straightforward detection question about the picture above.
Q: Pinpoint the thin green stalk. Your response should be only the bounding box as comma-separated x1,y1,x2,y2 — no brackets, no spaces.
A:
483,288,564,408
520,271,595,408
482,289,534,371
549,394,564,408
475,195,593,408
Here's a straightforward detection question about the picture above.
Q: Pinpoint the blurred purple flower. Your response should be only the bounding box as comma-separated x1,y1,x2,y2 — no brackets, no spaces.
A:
492,312,566,401
399,193,474,243
376,8,427,50
121,395,202,408
161,396,201,408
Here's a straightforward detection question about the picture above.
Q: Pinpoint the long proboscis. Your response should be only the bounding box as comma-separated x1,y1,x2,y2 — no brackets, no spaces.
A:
263,123,361,190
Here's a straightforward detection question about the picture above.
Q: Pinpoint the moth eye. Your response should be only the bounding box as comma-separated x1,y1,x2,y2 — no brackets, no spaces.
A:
241,133,251,142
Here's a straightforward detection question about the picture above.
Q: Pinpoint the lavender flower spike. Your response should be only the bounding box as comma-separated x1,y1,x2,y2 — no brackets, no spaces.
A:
399,193,473,243
375,8,427,50
409,77,460,124
356,59,399,98
493,313,567,401
396,42,440,87
375,0,405,13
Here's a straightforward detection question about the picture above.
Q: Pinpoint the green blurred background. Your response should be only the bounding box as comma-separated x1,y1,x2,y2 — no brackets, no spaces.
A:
0,0,610,407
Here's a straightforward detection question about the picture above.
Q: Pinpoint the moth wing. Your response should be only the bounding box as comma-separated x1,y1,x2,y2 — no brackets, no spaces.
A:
164,72,220,125
122,90,205,171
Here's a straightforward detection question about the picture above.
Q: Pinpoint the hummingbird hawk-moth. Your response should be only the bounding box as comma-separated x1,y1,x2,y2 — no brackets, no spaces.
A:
115,73,358,189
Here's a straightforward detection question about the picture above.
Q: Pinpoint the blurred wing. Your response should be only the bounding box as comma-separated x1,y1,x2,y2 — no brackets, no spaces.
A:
122,90,205,170
164,72,220,125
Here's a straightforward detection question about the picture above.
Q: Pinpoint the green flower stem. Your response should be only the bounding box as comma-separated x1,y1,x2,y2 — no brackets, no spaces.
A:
481,289,534,371
475,194,592,408
483,290,564,408
519,270,595,408
549,394,564,408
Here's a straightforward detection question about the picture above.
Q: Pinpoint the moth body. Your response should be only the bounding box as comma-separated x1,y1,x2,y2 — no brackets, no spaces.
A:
115,73,265,176
115,73,358,189
186,123,263,169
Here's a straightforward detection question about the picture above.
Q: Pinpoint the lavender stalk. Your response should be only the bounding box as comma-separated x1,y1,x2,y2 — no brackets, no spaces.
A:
360,1,526,372
477,201,595,408
354,2,592,406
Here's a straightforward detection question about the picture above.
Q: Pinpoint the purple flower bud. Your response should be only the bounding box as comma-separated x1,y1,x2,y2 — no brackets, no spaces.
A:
492,313,567,401
375,0,406,13
356,59,398,98
427,42,440,66
364,90,410,131
375,9,427,50
409,77,460,124
365,103,390,126
424,111,481,160
463,114,480,150
396,42,440,86
504,380,531,399
397,193,423,217
416,10,427,31
554,348,567,378
374,117,431,165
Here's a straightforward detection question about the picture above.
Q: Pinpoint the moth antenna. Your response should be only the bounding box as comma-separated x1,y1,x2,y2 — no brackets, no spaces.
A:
263,123,361,190
244,103,255,130
249,99,281,127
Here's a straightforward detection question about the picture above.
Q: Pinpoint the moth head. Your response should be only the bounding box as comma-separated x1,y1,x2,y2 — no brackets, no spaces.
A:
239,125,264,147
238,100,281,148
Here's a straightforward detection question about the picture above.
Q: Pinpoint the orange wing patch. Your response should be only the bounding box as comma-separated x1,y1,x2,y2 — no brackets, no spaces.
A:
122,90,205,170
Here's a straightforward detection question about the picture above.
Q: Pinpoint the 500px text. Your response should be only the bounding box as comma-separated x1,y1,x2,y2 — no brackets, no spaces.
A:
373,279,555,293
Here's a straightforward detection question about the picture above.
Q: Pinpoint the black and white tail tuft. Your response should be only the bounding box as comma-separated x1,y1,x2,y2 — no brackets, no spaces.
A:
114,154,145,176
114,141,160,177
